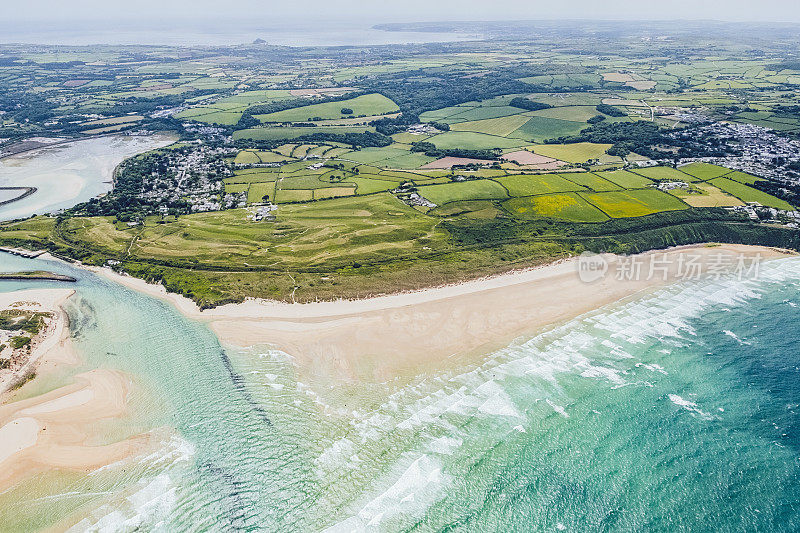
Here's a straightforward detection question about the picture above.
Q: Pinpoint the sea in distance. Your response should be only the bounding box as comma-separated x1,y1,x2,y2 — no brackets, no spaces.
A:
0,19,481,47
0,250,799,531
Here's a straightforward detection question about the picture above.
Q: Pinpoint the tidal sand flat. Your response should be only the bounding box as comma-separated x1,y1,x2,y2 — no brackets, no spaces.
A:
2,247,800,530
0,135,175,221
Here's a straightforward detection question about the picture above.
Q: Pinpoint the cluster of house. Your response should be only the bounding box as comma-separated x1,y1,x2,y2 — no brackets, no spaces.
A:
137,143,236,213
406,124,440,135
393,182,436,208
728,202,800,226
247,204,278,221
677,122,800,183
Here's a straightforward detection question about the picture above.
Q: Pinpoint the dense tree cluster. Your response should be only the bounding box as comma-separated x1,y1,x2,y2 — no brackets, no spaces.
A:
411,141,500,160
509,97,552,111
595,103,626,117
546,121,732,159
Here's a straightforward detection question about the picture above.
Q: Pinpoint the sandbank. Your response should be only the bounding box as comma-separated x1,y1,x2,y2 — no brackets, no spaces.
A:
0,288,150,491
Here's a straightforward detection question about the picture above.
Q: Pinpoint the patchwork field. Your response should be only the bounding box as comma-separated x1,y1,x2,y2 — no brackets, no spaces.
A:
709,177,794,209
503,193,609,222
582,189,689,217
668,182,745,207
417,180,509,205
530,143,615,164
494,174,584,196
254,94,399,122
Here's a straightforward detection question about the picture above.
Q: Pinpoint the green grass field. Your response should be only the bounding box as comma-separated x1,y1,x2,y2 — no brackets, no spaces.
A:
508,117,586,142
255,94,398,122
595,169,654,188
350,177,399,195
530,143,614,163
450,115,532,137
678,162,733,180
561,172,621,191
494,174,585,196
233,126,374,141
582,189,689,217
526,106,599,122
631,166,700,182
417,180,510,205
709,177,794,209
725,171,763,185
427,131,526,150
503,193,609,222
248,182,276,203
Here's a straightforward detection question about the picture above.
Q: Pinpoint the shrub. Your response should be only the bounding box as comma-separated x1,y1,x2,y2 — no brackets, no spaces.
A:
11,336,31,349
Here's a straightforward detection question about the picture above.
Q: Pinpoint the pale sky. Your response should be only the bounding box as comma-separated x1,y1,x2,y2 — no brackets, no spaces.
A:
6,0,800,23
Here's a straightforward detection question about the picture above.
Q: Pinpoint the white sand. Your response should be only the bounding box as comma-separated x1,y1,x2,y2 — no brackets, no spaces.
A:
0,417,40,464
89,244,793,381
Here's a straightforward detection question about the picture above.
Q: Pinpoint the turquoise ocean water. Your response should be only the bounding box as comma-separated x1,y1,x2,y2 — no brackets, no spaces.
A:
1,252,799,531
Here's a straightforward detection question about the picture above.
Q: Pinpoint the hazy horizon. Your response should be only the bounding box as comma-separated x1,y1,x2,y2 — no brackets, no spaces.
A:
6,0,800,25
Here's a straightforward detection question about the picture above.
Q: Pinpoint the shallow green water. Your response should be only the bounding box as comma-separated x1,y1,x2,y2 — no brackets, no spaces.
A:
1,252,800,532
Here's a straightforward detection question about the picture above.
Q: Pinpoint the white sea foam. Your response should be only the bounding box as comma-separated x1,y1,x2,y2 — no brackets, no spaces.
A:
723,330,751,345
323,454,450,532
668,394,715,420
68,474,177,533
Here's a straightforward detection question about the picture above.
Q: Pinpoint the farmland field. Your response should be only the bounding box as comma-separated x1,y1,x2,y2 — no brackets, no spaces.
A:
668,182,745,207
582,189,689,217
678,162,733,180
494,173,585,196
417,180,509,205
508,117,586,142
595,169,653,188
530,143,615,163
427,131,526,150
233,126,374,141
254,94,399,122
450,115,532,137
709,177,794,209
503,193,609,222
725,171,763,185
561,172,621,191
632,166,700,182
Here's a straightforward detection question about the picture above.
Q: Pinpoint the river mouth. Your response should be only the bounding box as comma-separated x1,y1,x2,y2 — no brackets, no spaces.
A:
0,134,175,221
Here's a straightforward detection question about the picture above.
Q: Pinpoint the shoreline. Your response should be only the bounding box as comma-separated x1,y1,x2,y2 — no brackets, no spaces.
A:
83,243,796,381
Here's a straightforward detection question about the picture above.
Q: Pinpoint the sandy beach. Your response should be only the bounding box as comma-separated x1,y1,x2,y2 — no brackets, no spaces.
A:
90,243,794,381
0,289,150,492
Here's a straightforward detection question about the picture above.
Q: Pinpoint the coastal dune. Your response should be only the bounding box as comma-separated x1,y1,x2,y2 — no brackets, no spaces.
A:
96,243,791,381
